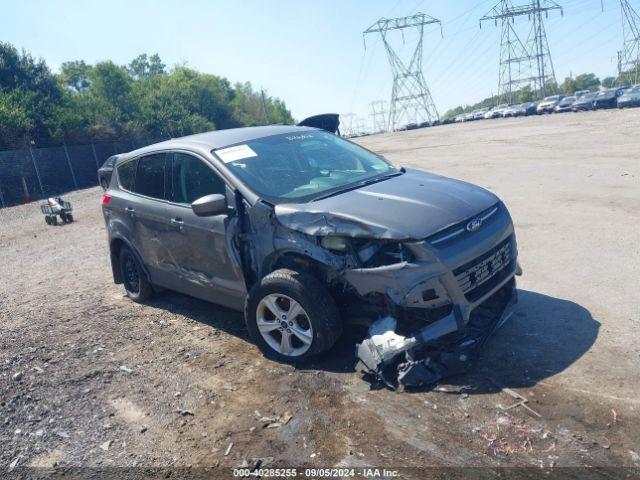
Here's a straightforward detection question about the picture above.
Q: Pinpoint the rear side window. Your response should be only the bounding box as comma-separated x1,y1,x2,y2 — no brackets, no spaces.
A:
171,153,225,204
135,153,167,199
117,159,136,191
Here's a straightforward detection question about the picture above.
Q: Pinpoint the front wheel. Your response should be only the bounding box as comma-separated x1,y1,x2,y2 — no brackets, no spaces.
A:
245,269,341,362
119,247,153,302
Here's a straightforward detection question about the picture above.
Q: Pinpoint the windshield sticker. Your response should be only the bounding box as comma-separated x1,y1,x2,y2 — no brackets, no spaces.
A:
216,144,258,163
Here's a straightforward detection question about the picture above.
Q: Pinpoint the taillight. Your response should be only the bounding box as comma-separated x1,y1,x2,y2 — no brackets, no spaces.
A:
101,194,111,206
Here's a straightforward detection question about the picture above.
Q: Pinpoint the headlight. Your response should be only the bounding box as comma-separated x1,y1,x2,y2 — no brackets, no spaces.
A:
320,236,349,252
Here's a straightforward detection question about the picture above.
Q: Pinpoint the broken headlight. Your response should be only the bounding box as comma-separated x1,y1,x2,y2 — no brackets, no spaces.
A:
356,240,415,267
320,236,350,252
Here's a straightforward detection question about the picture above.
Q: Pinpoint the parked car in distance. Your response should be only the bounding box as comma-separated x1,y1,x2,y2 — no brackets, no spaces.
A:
473,107,491,120
617,85,640,108
574,90,591,98
554,96,576,113
536,95,564,114
98,154,123,190
593,88,625,109
572,92,598,111
101,126,520,361
502,104,521,117
485,104,511,119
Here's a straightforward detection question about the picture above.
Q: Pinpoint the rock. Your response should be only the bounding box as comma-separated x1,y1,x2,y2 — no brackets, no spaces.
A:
35,428,45,437
12,372,23,381
100,440,112,451
119,366,133,373
177,409,194,416
140,426,148,434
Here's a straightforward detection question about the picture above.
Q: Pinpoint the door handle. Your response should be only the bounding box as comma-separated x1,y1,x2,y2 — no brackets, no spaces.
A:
125,207,135,214
171,217,184,230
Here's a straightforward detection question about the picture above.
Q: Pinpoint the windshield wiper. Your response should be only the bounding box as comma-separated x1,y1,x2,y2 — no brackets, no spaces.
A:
311,171,403,202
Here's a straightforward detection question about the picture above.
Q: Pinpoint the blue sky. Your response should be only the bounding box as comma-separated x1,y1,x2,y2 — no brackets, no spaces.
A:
4,0,628,126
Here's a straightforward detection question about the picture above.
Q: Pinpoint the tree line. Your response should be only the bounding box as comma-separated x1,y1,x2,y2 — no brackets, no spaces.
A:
442,72,623,119
0,42,294,151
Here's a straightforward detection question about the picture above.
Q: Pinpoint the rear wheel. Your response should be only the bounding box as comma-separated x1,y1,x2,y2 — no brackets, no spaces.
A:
50,215,58,226
245,269,341,362
65,213,74,223
119,247,153,302
45,216,51,225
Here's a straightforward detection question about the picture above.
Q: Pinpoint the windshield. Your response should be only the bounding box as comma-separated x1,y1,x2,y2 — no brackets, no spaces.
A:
214,131,398,203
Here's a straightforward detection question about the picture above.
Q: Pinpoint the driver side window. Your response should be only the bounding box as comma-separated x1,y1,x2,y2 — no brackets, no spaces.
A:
170,153,226,204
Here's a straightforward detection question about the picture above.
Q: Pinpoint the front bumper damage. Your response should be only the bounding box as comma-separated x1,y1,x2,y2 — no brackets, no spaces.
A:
349,235,521,389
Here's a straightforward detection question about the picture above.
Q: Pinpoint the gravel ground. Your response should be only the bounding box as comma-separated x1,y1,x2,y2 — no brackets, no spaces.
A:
1,108,639,476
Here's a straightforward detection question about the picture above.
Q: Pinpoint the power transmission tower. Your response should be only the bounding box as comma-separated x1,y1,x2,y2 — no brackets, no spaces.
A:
354,117,367,135
369,100,388,133
481,0,562,102
363,13,441,131
617,0,640,85
341,113,356,137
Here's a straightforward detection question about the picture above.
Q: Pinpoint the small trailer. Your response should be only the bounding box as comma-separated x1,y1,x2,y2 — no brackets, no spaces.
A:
41,198,74,225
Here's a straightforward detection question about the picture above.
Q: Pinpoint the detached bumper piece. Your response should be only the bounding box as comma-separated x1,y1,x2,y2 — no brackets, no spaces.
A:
356,279,517,390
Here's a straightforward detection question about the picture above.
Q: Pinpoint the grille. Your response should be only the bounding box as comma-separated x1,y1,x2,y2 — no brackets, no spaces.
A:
428,203,500,246
453,236,514,302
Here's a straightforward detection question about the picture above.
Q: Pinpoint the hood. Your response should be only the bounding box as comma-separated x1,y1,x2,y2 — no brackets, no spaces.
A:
297,114,340,134
275,168,499,240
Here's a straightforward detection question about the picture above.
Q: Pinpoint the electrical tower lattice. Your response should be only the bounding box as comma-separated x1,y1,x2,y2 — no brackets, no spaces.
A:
364,13,441,131
618,0,640,85
369,100,388,132
481,0,562,103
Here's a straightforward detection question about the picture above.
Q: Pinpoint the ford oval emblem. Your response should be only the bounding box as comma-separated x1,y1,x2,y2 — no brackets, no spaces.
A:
466,217,482,232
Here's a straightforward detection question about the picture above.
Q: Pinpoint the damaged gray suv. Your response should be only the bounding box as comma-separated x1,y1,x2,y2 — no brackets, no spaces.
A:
102,125,520,386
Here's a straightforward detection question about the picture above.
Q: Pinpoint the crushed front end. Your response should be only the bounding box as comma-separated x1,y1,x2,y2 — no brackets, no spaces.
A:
342,202,521,389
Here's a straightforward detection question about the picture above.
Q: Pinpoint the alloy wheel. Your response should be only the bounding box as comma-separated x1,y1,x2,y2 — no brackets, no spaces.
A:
256,294,313,357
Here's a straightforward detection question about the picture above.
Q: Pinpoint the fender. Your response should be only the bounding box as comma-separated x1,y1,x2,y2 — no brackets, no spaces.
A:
109,234,151,285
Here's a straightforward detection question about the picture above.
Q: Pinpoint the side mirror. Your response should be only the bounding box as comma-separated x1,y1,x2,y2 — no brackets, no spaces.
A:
191,194,227,217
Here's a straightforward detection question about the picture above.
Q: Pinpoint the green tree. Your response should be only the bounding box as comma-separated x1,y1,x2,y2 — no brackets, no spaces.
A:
128,53,166,80
0,44,295,148
559,73,600,95
59,60,93,93
601,76,616,88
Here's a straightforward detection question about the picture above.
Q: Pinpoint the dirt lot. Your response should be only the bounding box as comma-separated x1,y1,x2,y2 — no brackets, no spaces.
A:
1,109,639,476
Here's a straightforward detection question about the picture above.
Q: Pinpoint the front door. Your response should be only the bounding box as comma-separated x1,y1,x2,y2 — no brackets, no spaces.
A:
161,152,246,309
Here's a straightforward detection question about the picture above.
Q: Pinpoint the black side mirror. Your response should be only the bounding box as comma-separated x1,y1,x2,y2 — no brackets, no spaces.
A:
191,194,227,217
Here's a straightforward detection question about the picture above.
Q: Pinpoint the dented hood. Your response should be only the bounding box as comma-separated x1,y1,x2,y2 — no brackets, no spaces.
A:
275,168,499,240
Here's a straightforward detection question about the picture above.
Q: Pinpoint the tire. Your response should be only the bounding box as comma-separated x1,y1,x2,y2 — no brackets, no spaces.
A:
66,213,74,223
245,269,341,362
50,215,58,226
45,216,50,225
119,246,153,302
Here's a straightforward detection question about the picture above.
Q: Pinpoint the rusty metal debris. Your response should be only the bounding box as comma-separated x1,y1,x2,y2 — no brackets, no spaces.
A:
494,383,542,418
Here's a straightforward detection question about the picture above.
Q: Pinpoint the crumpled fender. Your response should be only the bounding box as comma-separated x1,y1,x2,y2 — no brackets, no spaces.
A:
274,206,407,239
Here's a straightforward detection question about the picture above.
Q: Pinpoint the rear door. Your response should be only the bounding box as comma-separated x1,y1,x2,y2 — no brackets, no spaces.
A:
161,151,246,309
130,153,170,281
